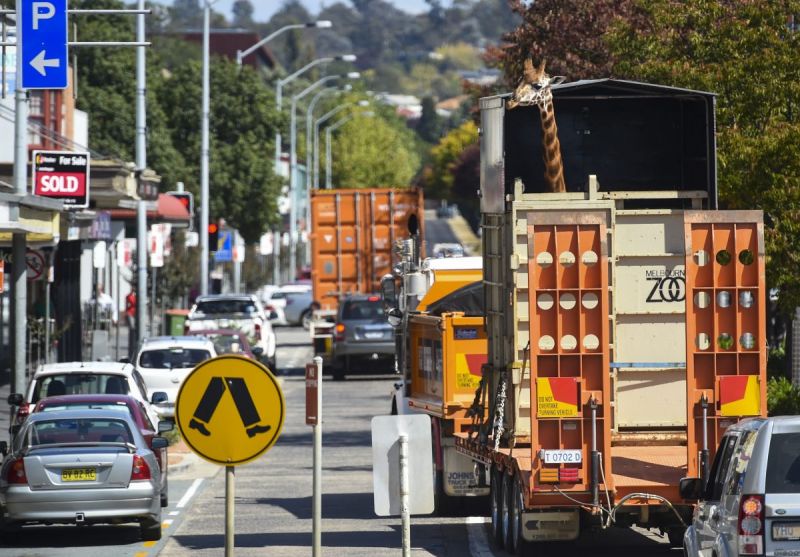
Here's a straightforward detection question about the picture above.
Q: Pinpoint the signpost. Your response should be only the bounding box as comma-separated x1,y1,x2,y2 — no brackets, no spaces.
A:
214,230,233,262
176,355,285,556
371,414,434,556
32,150,90,208
19,0,68,89
306,357,323,557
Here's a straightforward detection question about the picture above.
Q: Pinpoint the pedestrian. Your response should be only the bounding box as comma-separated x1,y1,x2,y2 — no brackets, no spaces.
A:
94,285,118,325
125,290,136,331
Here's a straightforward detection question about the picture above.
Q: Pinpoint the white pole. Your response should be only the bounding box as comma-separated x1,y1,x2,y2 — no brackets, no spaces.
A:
399,433,411,557
289,95,298,281
12,30,26,394
225,465,235,556
312,355,323,557
135,0,148,340
200,2,211,296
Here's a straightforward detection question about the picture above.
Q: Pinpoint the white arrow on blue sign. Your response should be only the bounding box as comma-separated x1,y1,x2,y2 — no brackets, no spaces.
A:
19,0,68,90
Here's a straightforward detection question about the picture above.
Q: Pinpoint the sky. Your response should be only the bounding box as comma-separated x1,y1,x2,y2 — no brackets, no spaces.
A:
178,1,437,21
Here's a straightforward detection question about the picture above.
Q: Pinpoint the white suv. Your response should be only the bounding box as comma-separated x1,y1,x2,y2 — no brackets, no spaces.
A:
135,336,216,418
681,416,800,557
186,294,277,369
7,361,162,438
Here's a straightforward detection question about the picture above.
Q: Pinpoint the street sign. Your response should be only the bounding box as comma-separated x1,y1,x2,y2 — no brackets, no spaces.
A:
19,0,68,89
148,226,164,268
176,355,285,466
214,230,233,262
305,362,319,425
25,248,45,281
371,414,434,516
32,150,90,208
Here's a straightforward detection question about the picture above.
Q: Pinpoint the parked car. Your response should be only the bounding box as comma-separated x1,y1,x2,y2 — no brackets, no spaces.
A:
190,329,262,360
680,415,800,557
283,290,314,329
331,294,395,380
7,362,163,440
264,284,312,327
32,394,173,507
0,409,166,541
185,294,276,368
135,336,216,418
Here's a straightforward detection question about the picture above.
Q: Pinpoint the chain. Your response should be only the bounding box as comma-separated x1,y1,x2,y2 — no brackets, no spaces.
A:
493,372,508,452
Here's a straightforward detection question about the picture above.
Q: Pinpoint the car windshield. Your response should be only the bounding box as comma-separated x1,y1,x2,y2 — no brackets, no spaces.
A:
195,299,257,315
203,334,248,355
342,299,384,320
766,432,800,494
40,402,131,414
33,374,130,403
27,417,133,446
139,348,211,369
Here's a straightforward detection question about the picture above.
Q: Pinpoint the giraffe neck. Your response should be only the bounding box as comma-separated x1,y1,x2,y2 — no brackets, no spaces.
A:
539,100,566,193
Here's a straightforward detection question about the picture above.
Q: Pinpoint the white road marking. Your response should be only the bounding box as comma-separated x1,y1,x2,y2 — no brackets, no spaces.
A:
467,516,494,557
169,511,179,516
163,519,174,526
176,478,204,509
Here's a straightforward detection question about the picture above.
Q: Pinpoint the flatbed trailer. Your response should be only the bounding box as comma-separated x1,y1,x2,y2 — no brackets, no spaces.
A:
461,79,768,553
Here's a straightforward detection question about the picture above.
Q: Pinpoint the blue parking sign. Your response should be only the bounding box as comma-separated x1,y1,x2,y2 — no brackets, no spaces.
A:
214,231,233,262
19,0,68,89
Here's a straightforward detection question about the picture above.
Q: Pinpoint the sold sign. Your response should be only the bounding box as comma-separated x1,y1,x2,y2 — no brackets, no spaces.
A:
32,150,90,208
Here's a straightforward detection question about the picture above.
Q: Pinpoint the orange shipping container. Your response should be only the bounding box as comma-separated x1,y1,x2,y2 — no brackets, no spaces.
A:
310,188,424,312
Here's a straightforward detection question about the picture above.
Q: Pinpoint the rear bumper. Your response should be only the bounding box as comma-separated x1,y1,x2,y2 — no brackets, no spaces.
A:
333,341,394,358
3,482,160,524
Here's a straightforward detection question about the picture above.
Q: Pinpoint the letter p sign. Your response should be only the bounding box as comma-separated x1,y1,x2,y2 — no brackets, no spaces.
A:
32,1,55,29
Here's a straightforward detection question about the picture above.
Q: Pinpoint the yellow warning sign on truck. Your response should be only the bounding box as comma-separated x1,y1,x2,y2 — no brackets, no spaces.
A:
176,355,285,465
536,377,579,418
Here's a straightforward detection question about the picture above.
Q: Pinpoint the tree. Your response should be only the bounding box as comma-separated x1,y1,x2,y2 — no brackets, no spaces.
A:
330,107,421,189
606,0,800,312
417,97,442,143
232,0,255,28
421,120,479,199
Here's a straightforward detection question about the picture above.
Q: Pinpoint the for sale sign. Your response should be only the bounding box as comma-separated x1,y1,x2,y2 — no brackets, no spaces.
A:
32,150,90,208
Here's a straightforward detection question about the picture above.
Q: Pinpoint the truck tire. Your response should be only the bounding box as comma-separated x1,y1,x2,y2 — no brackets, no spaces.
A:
507,474,529,555
502,472,514,551
490,466,505,548
667,527,685,548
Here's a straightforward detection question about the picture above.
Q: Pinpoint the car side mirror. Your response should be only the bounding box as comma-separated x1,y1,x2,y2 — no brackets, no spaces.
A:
150,391,168,405
0,441,7,456
381,274,397,311
151,437,169,450
252,346,264,357
7,393,22,406
157,420,174,433
679,477,704,501
387,308,403,328
119,357,131,364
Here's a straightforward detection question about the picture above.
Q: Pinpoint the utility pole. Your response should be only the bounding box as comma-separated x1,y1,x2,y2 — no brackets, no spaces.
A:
12,47,27,396
135,0,148,343
199,1,212,296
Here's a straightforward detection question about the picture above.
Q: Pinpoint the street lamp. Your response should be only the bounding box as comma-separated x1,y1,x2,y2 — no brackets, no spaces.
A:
275,54,357,176
314,99,369,189
235,20,332,67
325,111,374,189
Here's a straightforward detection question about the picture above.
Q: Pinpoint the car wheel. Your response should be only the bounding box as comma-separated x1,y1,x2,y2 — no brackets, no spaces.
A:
141,518,162,541
301,310,312,330
160,477,168,508
490,466,505,548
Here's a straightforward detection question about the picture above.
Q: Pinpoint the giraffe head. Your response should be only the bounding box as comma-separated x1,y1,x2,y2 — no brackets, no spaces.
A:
507,58,565,110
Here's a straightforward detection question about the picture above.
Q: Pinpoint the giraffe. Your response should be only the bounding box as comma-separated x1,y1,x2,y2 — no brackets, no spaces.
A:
507,58,566,193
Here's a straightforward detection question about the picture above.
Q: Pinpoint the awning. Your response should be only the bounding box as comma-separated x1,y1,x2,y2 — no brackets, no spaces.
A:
108,193,191,224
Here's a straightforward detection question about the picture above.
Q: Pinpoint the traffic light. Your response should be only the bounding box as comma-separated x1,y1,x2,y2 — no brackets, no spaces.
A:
166,191,194,230
208,222,219,252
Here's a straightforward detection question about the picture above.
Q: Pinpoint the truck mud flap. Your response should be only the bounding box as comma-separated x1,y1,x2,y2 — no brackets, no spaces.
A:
521,509,580,542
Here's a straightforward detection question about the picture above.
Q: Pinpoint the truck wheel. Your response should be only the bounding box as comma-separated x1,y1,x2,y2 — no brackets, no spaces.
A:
502,472,514,551
667,527,685,548
507,474,528,555
490,466,505,548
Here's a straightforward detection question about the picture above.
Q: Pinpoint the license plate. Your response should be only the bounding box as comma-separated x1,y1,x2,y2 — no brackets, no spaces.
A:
364,332,384,339
62,467,96,482
774,523,800,541
775,551,800,557
542,450,582,464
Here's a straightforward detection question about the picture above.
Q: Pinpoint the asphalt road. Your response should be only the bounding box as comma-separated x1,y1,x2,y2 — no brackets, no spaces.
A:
1,326,682,556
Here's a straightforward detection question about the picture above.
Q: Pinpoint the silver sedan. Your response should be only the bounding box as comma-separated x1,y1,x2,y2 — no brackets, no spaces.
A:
0,408,166,541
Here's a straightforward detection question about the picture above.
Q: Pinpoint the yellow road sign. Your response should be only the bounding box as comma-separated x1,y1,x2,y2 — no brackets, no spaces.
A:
176,355,285,465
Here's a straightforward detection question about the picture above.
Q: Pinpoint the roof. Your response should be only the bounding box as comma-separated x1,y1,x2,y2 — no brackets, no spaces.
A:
25,408,137,423
487,78,716,102
35,394,138,406
195,294,257,302
423,256,482,271
179,29,278,69
141,335,215,347
35,361,135,375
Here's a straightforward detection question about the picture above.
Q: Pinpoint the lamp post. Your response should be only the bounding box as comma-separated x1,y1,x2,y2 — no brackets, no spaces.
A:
289,73,360,276
234,21,331,287
275,54,356,176
199,0,217,296
235,20,331,67
325,111,374,189
314,100,369,189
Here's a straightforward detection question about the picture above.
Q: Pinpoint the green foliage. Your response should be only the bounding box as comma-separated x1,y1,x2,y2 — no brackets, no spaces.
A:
330,104,421,189
417,97,442,143
768,343,788,381
768,377,800,416
421,121,479,199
